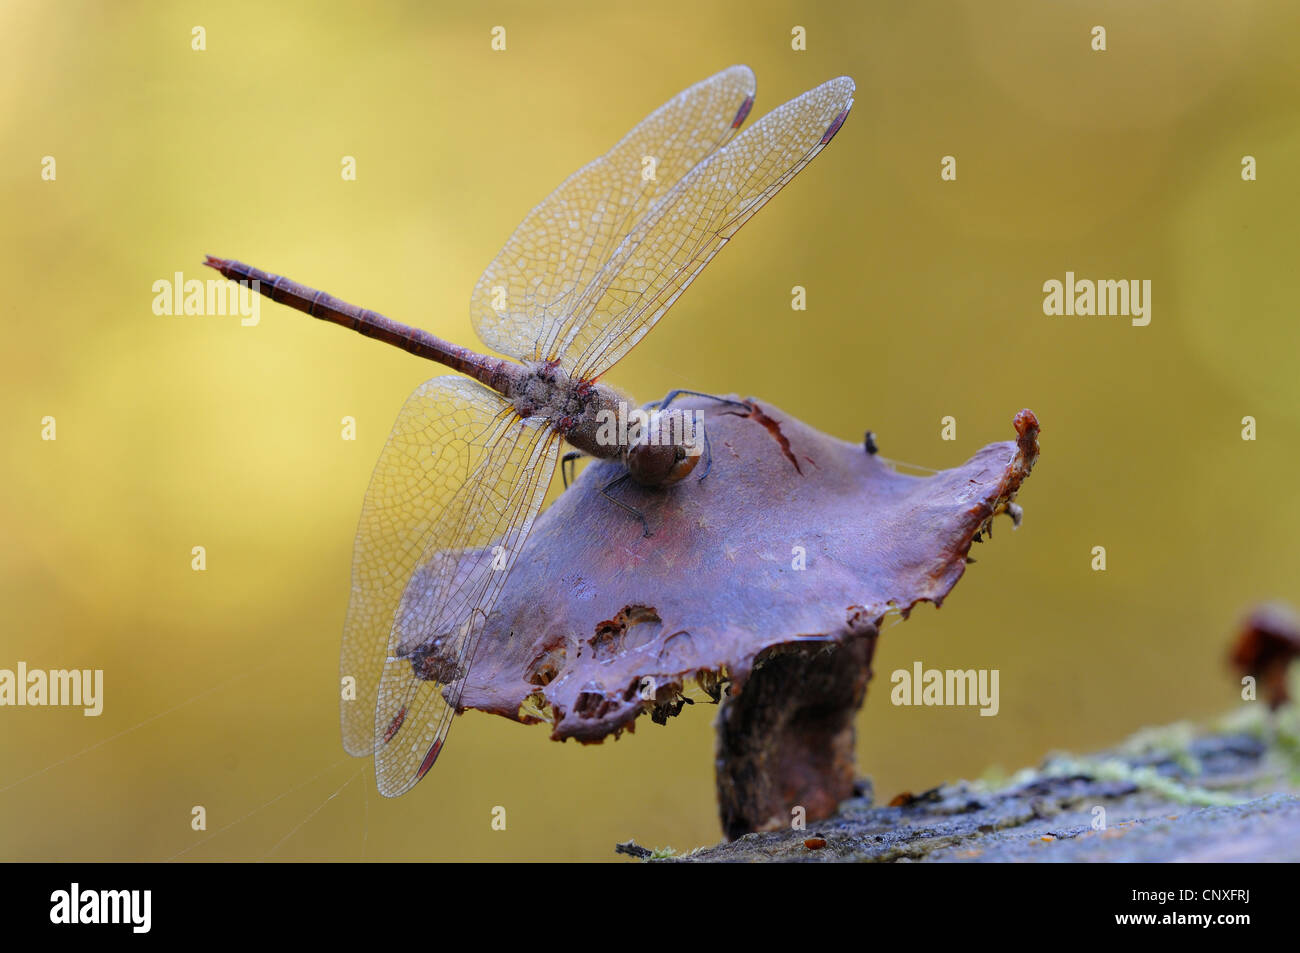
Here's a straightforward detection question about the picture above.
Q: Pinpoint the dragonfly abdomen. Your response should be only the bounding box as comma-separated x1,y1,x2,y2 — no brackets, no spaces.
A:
203,256,515,395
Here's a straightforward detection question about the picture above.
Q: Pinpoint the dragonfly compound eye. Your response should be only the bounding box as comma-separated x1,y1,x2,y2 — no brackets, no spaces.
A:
625,407,704,486
625,441,678,486
662,445,701,486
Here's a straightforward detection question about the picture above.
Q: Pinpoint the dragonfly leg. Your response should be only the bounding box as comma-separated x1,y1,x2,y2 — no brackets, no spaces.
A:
649,389,752,413
561,450,586,489
600,472,651,538
698,423,717,481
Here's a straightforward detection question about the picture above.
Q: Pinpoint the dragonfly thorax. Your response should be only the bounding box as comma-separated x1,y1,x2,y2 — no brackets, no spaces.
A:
509,361,627,464
507,362,700,485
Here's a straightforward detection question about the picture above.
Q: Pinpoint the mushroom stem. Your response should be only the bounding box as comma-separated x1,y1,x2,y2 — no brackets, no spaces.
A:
715,627,877,840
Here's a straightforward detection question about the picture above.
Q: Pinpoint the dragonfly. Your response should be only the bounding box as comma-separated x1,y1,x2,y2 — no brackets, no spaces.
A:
205,65,854,797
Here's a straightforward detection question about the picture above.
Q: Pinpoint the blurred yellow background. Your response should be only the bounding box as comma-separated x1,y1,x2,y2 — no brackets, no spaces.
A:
3,0,1298,861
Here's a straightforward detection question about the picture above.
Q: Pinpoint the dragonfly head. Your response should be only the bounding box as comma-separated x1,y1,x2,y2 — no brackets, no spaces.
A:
625,407,703,487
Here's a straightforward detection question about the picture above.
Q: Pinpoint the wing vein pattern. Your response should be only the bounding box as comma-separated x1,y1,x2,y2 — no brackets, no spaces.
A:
470,65,757,363
565,76,856,380
340,375,560,796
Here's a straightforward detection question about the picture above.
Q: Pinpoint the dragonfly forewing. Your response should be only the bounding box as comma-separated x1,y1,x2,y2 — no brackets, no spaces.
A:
563,75,856,379
470,65,756,364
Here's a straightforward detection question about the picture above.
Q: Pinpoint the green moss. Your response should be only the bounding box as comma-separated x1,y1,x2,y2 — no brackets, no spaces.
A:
976,763,1009,788
1212,670,1300,781
1115,721,1202,776
969,765,1038,793
1212,703,1269,738
1273,697,1300,780
971,713,1291,807
1040,755,1242,808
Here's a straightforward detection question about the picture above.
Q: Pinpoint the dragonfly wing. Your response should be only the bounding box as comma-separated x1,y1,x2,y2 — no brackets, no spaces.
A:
559,76,855,380
368,400,560,797
469,65,757,363
339,375,557,770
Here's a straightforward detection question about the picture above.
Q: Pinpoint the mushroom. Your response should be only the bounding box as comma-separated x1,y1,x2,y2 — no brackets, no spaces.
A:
1230,603,1300,709
420,398,1040,837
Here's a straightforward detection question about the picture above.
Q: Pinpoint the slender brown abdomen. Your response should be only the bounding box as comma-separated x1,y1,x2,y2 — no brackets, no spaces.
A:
203,257,518,396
